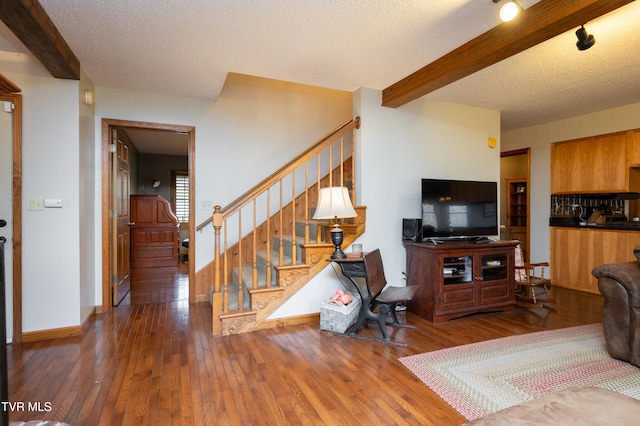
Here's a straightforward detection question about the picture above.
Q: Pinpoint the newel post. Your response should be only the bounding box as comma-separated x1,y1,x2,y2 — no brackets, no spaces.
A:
211,205,223,335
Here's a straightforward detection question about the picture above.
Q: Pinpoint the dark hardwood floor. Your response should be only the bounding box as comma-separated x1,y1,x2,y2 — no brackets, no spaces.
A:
122,263,190,305
7,267,603,425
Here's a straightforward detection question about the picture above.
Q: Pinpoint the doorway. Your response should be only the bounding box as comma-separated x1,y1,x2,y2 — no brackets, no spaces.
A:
101,119,195,312
500,148,530,260
0,92,22,343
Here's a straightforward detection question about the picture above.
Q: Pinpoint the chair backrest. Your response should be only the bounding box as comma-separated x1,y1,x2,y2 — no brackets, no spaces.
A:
514,244,527,282
363,249,388,298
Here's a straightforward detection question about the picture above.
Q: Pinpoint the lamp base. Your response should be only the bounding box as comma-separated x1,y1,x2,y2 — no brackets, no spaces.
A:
330,227,346,259
330,249,347,260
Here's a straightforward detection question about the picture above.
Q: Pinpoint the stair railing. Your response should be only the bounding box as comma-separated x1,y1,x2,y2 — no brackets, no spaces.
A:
196,117,360,333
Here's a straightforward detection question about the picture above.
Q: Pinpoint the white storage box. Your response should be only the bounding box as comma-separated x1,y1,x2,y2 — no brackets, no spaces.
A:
320,295,360,333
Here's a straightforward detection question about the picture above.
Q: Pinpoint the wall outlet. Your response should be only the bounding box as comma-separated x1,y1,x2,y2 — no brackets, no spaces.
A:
27,198,44,211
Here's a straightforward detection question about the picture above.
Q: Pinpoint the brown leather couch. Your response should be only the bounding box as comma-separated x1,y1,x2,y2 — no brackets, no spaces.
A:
591,247,640,368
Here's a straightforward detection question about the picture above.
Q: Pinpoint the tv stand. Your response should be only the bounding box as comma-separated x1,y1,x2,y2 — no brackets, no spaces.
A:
404,240,517,322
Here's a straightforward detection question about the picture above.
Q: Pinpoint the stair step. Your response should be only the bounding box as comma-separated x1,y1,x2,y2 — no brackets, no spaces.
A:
215,205,366,336
272,235,305,263
295,220,322,237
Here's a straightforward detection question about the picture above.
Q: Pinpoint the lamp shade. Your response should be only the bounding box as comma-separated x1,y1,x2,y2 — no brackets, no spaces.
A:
312,187,357,220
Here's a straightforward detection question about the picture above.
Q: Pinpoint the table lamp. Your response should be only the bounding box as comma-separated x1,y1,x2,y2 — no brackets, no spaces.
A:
312,187,358,259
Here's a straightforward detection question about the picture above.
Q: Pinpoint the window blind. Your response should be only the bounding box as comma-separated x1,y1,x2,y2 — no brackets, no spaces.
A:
174,172,189,222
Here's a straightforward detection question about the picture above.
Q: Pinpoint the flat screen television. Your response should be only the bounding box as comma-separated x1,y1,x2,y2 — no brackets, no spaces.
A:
421,178,498,241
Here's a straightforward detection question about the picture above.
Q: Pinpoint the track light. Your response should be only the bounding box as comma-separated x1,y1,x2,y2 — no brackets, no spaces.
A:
575,25,596,51
493,0,523,22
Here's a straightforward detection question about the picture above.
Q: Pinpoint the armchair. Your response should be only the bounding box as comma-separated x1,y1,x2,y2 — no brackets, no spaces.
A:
592,247,640,368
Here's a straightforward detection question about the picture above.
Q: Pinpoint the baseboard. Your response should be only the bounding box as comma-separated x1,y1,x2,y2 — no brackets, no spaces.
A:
81,306,97,334
256,312,320,331
21,325,82,343
194,294,209,303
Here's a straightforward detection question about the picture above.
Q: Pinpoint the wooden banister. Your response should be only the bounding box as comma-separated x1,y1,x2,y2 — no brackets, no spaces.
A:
205,117,360,336
196,117,360,232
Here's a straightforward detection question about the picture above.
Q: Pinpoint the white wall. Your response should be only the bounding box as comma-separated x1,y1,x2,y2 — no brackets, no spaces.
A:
5,71,81,333
272,87,501,317
501,101,640,264
79,69,96,324
94,75,353,303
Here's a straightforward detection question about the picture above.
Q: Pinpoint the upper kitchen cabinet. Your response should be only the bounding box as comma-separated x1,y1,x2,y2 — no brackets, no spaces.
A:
551,131,639,194
627,129,640,167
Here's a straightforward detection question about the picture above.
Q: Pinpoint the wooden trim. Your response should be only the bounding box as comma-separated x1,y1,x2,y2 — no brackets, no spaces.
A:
501,148,529,158
11,94,22,344
196,117,360,231
0,0,80,79
0,73,20,94
0,93,23,344
382,0,635,108
81,306,97,334
254,312,320,331
21,325,81,343
101,119,196,313
502,148,531,263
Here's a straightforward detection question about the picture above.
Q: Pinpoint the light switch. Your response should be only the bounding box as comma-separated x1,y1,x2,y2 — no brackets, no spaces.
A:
44,198,63,208
202,201,214,211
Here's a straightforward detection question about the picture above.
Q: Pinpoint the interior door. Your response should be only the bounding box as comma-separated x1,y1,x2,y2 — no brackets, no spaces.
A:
111,129,131,305
0,100,12,339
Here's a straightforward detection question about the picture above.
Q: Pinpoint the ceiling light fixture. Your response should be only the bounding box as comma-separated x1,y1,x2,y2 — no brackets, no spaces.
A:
575,25,596,51
493,0,523,23
83,90,94,106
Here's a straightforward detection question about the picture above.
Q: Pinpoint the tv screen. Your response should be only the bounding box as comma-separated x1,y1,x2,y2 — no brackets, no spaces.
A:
421,178,498,240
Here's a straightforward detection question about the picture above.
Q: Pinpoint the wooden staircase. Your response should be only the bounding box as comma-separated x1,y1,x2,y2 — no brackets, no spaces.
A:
196,118,363,336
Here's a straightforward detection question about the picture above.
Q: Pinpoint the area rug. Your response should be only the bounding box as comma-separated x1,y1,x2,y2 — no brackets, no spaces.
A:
399,323,640,421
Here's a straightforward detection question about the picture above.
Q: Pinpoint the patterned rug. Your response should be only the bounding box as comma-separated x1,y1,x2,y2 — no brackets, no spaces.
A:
399,323,640,421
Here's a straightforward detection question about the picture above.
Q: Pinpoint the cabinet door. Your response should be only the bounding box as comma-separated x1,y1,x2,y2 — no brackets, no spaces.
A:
478,253,512,305
440,256,477,310
627,130,640,167
551,133,627,193
550,227,638,294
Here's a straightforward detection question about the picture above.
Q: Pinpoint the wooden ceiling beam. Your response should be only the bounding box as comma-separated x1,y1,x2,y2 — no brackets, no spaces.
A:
382,0,635,108
0,0,80,80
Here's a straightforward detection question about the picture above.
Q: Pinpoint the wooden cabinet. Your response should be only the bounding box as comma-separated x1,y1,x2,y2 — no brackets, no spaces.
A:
405,240,517,322
551,132,628,194
506,178,528,257
627,129,640,167
130,195,179,268
550,227,638,294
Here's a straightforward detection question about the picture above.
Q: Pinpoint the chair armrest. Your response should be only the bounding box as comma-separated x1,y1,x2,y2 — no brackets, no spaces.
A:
592,262,640,307
525,261,549,268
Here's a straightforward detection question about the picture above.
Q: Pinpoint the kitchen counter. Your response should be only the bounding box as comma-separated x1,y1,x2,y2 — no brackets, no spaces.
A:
549,217,640,231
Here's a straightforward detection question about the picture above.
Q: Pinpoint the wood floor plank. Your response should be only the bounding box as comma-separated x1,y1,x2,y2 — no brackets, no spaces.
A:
6,266,605,425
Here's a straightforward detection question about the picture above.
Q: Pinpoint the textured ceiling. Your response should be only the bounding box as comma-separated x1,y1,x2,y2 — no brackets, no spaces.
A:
0,0,639,140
